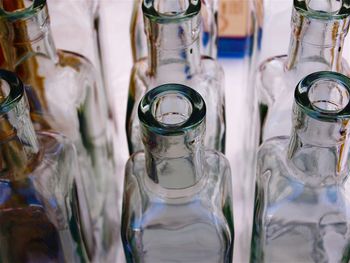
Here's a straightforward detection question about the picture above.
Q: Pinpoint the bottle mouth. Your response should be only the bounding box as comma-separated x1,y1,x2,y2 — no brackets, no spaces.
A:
0,70,24,115
138,83,205,136
295,71,350,121
294,0,350,20
142,0,200,23
0,0,46,21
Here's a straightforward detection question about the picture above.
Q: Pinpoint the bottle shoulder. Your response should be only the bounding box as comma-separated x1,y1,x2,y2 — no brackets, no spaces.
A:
256,55,289,103
126,150,231,188
34,131,77,177
123,150,232,210
57,50,95,72
256,137,350,214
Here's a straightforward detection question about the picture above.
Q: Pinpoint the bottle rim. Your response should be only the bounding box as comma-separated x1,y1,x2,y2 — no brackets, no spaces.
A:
294,0,350,20
0,0,46,21
295,71,350,122
142,0,200,24
0,70,24,115
138,83,206,136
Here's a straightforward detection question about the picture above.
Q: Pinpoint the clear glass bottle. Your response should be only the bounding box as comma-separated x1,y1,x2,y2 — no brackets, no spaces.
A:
0,1,116,260
251,71,350,262
126,0,225,154
130,0,219,62
122,84,234,263
0,69,93,262
257,0,350,142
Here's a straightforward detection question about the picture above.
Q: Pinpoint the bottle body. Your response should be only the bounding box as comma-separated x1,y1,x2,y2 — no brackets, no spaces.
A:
122,150,234,263
0,2,116,260
122,83,233,263
251,137,350,263
251,71,350,262
0,131,93,262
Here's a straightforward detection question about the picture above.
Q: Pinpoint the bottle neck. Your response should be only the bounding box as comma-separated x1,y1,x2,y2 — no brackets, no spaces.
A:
0,1,58,70
286,8,350,77
138,83,207,190
142,123,205,189
144,2,202,79
287,72,350,185
0,71,39,180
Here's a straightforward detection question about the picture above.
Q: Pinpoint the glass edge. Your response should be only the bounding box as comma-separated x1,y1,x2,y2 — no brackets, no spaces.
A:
295,71,350,122
0,70,24,115
0,0,46,21
138,83,206,136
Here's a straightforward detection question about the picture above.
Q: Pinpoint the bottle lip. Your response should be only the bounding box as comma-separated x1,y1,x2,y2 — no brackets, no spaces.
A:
294,0,350,20
142,0,200,24
0,0,46,21
0,70,24,115
295,71,350,122
138,83,206,136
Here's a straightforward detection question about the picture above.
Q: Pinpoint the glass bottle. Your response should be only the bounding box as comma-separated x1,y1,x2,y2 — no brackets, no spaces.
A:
122,84,234,263
0,69,93,262
0,1,116,260
126,0,225,154
130,0,219,62
257,0,350,142
251,71,350,262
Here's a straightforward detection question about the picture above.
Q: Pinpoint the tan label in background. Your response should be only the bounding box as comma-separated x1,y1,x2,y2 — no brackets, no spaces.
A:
219,0,249,38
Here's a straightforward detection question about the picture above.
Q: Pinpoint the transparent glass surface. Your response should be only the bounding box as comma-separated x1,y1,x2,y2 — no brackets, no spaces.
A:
251,72,350,263
122,84,234,263
130,0,218,62
126,0,225,154
0,70,93,262
0,1,116,261
257,0,350,142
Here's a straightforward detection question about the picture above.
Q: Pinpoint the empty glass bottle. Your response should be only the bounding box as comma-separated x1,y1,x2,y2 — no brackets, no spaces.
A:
130,0,219,62
126,0,225,154
122,84,234,263
257,0,350,142
0,1,116,260
0,69,93,262
251,71,350,262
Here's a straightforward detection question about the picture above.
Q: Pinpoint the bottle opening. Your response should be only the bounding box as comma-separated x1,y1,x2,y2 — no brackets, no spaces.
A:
152,92,193,126
2,0,34,12
308,78,350,113
0,70,24,115
138,83,205,136
142,0,200,21
0,0,46,20
306,0,341,13
151,0,189,16
0,78,11,104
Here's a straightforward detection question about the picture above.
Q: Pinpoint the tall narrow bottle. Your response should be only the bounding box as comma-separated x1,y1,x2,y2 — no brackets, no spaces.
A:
0,69,93,262
126,0,225,154
0,1,116,260
130,0,219,62
122,84,234,263
257,0,350,141
251,71,350,262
